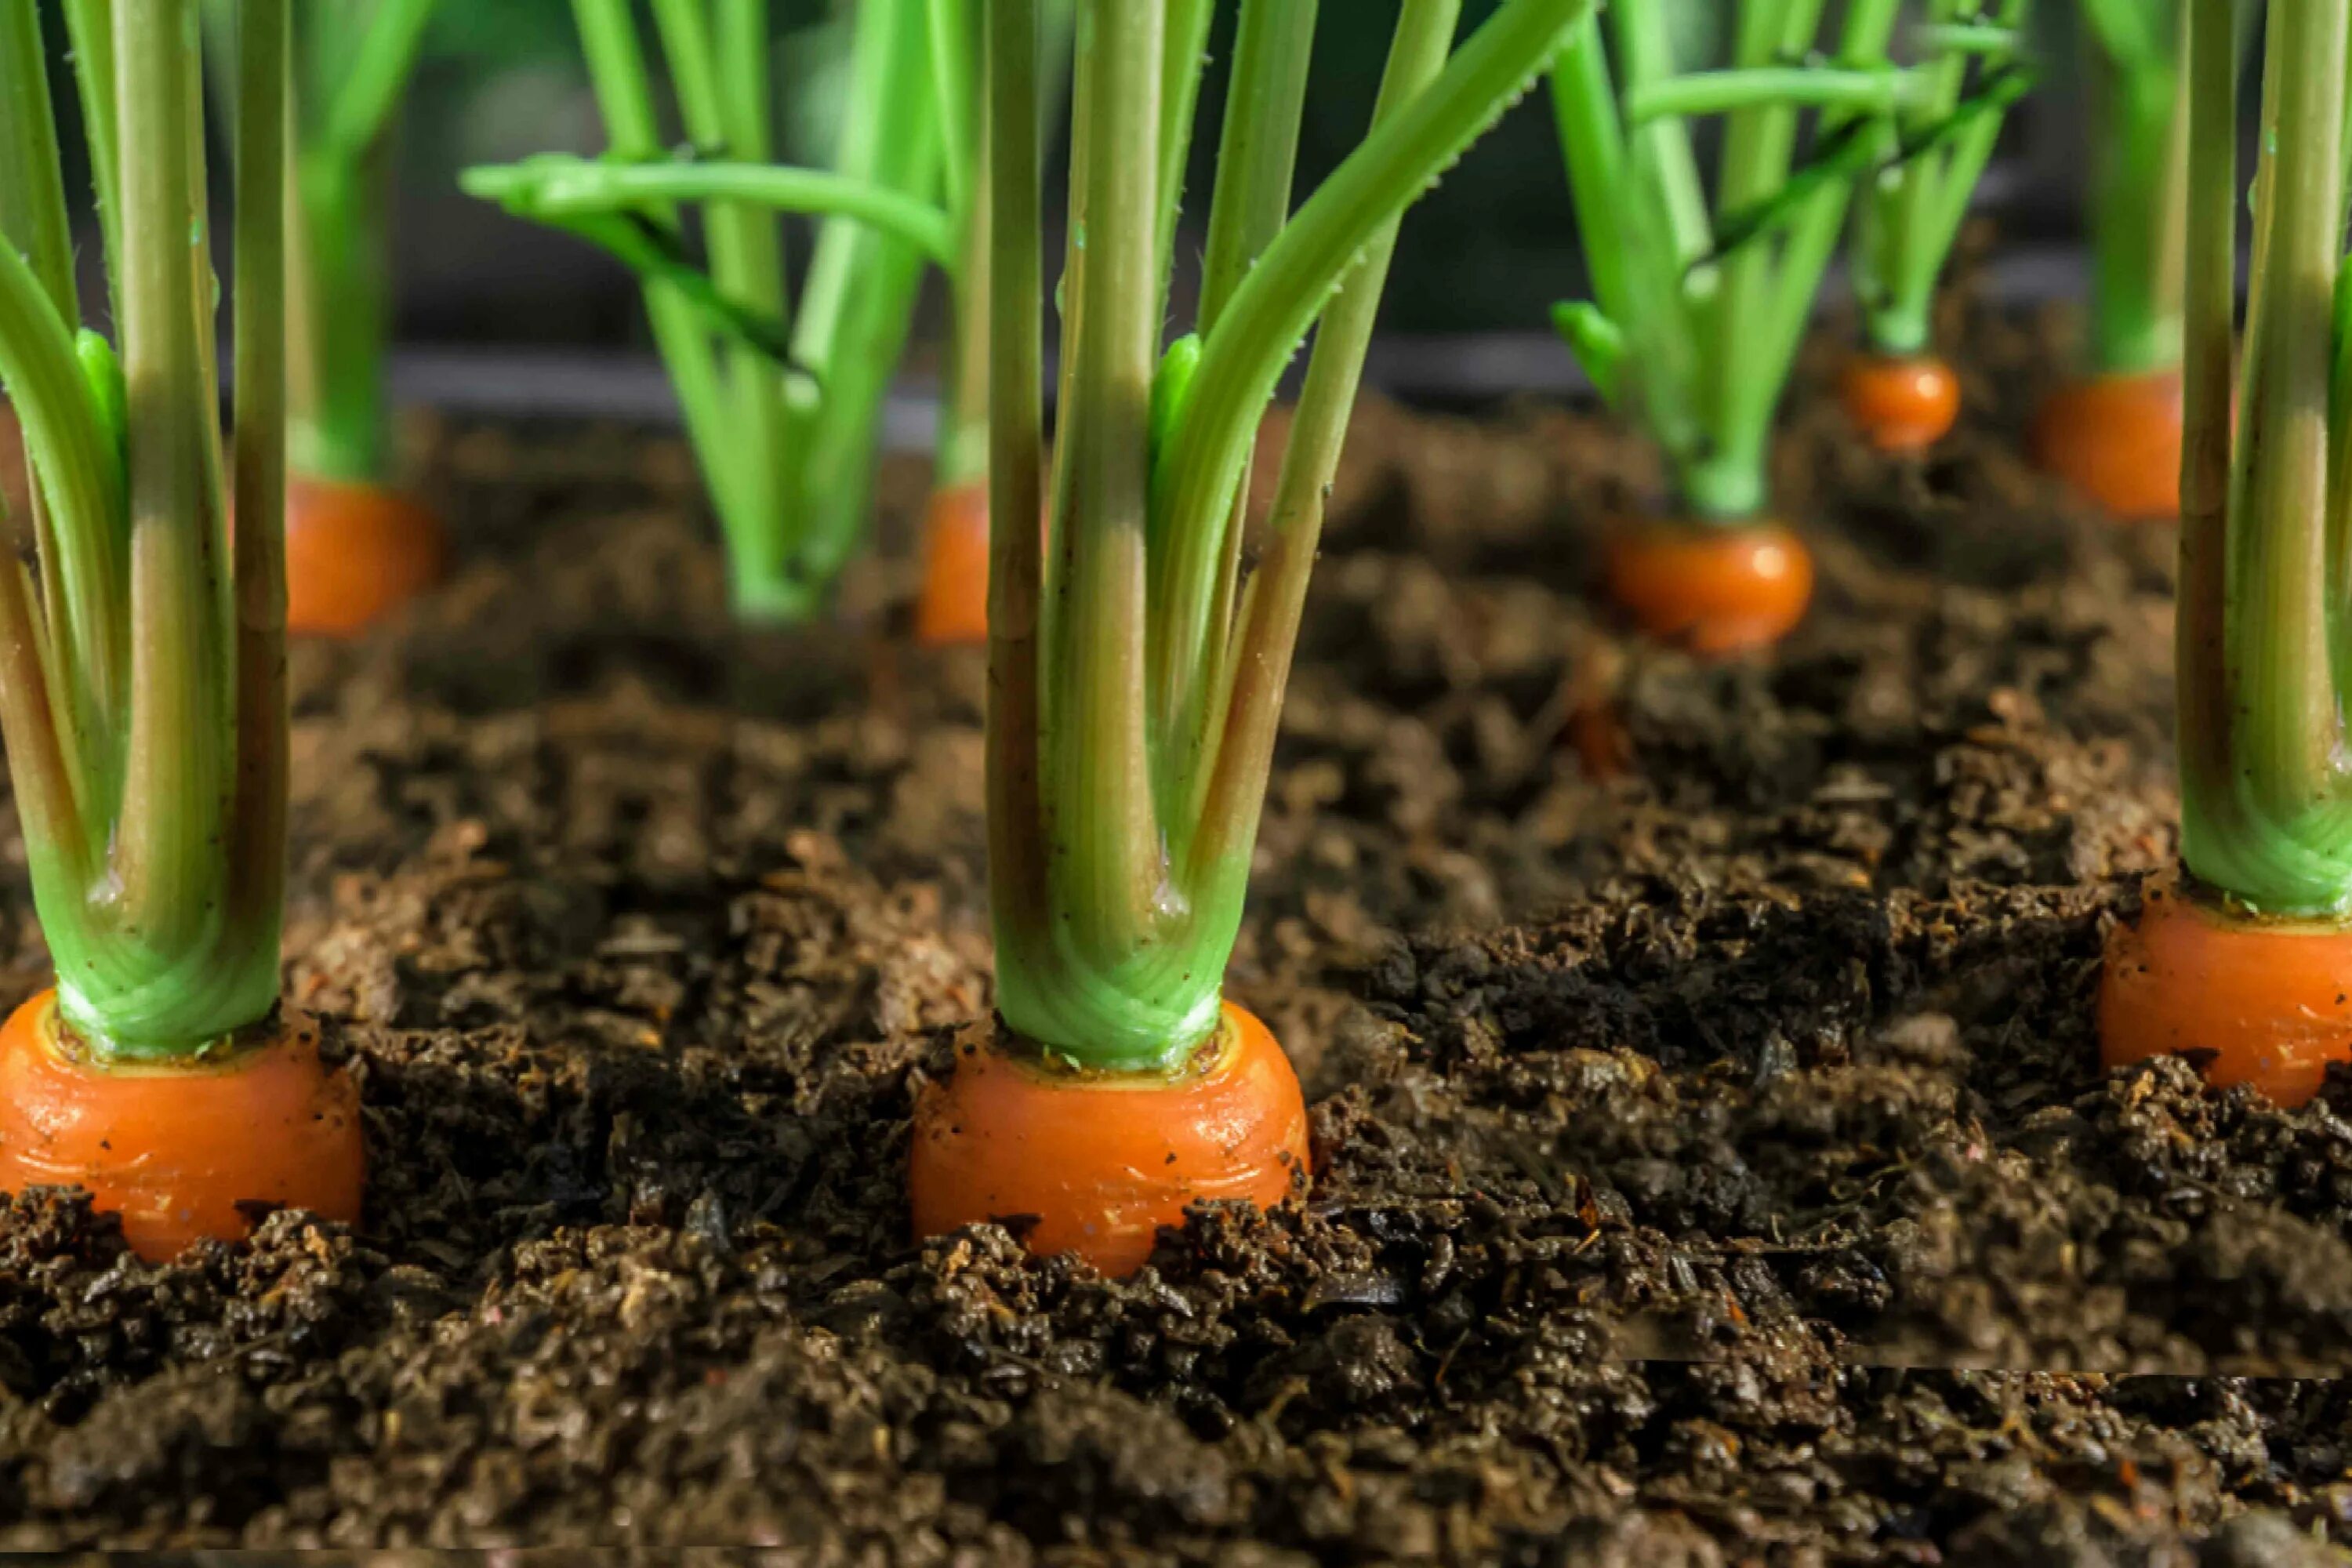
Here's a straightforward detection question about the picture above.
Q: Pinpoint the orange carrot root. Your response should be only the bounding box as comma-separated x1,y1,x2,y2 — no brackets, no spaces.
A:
1604,518,1813,656
909,1000,1310,1276
2099,874,2352,1107
0,990,365,1259
1838,352,1961,454
285,474,448,637
914,480,991,646
2030,369,2185,521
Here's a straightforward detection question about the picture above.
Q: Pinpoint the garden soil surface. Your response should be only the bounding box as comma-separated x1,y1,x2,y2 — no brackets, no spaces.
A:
14,310,2352,1563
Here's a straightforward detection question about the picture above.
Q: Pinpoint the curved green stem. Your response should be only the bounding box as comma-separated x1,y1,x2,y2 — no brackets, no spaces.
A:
461,157,958,267
1147,0,1588,787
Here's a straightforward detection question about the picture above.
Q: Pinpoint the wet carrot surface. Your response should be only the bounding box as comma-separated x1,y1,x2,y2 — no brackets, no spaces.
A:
1605,517,1813,655
2031,369,2185,521
0,990,365,1260
1838,352,1961,453
285,474,448,636
2100,874,2352,1107
909,1000,1309,1276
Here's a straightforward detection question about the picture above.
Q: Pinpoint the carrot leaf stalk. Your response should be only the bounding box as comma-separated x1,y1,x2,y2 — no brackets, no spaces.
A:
2172,0,2352,914
0,0,292,1061
2078,0,2185,379
1547,0,1904,523
1848,0,2034,358
463,0,969,623
985,0,1591,1075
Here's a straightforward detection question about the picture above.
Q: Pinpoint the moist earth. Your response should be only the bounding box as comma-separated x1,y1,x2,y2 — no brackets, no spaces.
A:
9,307,2352,1563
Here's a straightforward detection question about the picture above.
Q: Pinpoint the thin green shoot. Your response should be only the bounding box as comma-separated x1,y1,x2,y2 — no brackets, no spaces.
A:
1849,0,2034,358
986,0,1592,1073
0,0,292,1061
1548,0,1906,524
2078,0,2184,378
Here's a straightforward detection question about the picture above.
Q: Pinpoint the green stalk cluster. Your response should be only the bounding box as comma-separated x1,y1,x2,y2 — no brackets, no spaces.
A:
2172,0,2352,916
1547,0,1907,521
463,1,978,622
1849,0,2034,358
267,0,439,486
985,0,1590,1074
0,0,291,1062
2078,0,2184,379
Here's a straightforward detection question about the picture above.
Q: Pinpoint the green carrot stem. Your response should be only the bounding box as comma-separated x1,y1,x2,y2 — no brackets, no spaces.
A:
289,154,394,482
566,0,759,601
651,0,789,588
315,0,434,165
1148,0,1589,801
2176,0,2352,913
1047,0,1163,971
1708,0,1831,517
461,158,958,265
2082,0,2183,377
1153,0,1216,307
60,0,122,321
1185,0,1319,775
114,0,231,966
1186,0,1457,893
1628,63,1922,122
787,0,938,592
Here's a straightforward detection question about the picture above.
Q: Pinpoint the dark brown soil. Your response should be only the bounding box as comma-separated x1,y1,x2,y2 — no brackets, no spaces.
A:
11,307,2352,1562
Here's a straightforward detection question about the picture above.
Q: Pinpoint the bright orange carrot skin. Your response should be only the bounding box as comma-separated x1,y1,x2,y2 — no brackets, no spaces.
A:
914,479,990,645
0,990,365,1260
1838,353,1961,453
2031,369,2184,521
909,1000,1310,1276
1605,519,1813,656
285,474,448,637
2100,875,2352,1107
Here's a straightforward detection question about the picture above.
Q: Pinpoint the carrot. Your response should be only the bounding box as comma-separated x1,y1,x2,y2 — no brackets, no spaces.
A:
0,990,363,1259
284,474,448,636
2099,877,2352,1108
1604,519,1814,655
2029,370,2184,521
910,1002,1308,1276
1838,352,1961,454
913,478,990,644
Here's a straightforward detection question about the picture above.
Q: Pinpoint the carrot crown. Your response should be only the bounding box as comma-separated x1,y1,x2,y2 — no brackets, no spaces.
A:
461,1,976,623
1547,0,1908,521
2172,0,2352,915
1848,0,2034,358
0,0,291,1062
2078,0,2187,379
984,0,1588,1075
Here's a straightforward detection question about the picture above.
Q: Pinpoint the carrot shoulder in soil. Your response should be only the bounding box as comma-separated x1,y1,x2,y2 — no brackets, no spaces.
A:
2099,0,2352,1106
0,0,361,1258
1548,1,1907,655
909,0,1591,1276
